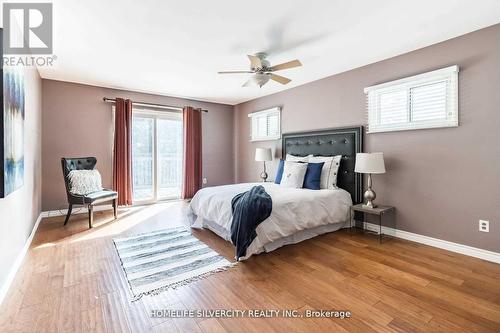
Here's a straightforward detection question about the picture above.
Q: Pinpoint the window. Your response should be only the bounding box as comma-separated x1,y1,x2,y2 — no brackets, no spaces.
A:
248,106,281,141
131,108,183,203
365,66,458,133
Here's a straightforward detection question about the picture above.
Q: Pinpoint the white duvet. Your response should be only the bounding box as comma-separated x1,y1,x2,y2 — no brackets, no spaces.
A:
188,182,352,259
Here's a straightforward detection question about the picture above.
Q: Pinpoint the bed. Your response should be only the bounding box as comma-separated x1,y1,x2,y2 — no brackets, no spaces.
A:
189,126,363,260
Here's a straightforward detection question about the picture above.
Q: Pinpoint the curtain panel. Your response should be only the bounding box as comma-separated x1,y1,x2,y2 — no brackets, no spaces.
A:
113,98,133,205
182,106,202,199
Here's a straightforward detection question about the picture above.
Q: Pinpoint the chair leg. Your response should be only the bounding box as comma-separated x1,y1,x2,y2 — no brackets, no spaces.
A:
88,204,94,229
63,204,73,225
113,199,117,219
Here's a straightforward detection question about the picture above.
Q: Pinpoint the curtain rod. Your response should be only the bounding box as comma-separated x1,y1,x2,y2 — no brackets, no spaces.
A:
102,97,208,113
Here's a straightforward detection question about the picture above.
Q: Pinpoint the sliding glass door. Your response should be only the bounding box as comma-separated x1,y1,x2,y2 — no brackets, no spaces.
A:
132,109,183,203
132,116,155,201
157,117,183,199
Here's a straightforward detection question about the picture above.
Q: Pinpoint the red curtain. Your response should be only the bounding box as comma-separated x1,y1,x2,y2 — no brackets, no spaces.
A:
182,106,202,199
113,98,133,205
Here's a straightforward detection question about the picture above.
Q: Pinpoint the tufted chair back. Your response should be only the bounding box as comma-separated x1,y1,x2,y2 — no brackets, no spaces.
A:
61,157,97,197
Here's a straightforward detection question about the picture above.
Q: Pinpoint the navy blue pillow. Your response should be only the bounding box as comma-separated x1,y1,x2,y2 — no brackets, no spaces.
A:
303,162,324,190
274,159,285,184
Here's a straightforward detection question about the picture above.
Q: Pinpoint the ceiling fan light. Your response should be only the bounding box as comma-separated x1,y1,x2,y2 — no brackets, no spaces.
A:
253,73,271,87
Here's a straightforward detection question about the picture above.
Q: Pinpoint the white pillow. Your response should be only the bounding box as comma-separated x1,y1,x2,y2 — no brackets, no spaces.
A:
68,169,103,195
308,155,342,189
285,154,312,162
280,161,308,188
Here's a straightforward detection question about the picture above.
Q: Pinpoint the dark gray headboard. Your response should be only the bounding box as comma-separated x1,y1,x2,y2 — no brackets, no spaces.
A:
282,126,363,204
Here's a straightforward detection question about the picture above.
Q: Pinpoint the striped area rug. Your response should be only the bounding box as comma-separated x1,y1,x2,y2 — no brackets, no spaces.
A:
113,227,235,300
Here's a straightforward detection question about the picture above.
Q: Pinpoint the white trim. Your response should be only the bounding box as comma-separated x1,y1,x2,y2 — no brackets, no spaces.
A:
364,65,459,93
40,204,114,218
249,135,281,142
366,120,458,134
247,106,281,118
363,222,500,264
0,213,43,306
133,106,183,118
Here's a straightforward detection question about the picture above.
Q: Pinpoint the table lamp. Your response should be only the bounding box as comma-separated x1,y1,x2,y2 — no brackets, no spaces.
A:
355,152,386,208
255,148,273,182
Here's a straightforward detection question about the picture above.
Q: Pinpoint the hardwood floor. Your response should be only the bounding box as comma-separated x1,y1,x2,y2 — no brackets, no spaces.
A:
1,201,500,332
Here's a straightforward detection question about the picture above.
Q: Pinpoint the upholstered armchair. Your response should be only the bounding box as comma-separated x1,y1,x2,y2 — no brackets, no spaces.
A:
61,157,118,228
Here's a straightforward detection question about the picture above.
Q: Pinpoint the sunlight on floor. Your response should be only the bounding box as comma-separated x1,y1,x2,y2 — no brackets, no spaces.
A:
33,200,189,251
33,242,57,249
68,202,181,243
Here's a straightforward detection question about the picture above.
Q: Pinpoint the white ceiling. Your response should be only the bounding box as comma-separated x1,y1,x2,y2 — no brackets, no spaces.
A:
34,0,500,105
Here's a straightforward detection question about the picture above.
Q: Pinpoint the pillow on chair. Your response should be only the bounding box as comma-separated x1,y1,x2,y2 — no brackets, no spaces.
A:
68,169,103,195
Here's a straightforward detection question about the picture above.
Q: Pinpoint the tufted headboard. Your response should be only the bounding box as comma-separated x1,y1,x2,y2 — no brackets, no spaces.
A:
282,126,363,203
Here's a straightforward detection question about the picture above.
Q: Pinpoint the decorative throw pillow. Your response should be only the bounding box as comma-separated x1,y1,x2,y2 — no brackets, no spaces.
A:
285,154,312,162
302,162,324,190
280,161,308,189
308,155,342,189
274,159,285,184
68,169,103,195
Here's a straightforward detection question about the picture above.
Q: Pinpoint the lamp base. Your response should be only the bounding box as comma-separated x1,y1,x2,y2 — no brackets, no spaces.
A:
260,171,268,182
363,188,377,208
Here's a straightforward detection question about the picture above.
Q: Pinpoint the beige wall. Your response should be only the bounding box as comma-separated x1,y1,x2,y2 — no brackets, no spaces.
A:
0,67,42,291
42,80,234,211
234,24,500,252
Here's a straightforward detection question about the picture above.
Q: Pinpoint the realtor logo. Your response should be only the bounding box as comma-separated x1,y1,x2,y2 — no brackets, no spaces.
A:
3,3,53,54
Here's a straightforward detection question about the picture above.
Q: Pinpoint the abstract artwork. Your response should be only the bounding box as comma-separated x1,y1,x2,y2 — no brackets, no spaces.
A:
0,67,25,198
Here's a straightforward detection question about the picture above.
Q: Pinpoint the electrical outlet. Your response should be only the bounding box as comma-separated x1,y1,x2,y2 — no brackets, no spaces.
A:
202,177,208,185
479,220,489,232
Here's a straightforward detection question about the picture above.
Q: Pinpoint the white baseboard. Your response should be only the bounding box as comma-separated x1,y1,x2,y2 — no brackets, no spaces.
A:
41,204,114,218
0,213,43,306
363,222,500,264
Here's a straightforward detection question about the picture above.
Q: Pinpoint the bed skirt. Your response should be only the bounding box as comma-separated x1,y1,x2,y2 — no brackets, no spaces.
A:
189,211,349,260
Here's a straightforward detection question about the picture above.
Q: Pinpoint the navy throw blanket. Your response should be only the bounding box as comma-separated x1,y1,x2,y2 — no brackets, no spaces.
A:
230,185,272,260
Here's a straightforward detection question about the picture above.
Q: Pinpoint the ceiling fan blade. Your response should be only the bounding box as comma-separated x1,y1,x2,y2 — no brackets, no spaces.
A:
270,59,302,71
270,74,291,85
218,70,254,74
247,55,262,69
242,79,254,87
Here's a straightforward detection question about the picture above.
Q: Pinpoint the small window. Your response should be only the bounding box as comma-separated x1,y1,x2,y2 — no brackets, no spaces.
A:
248,106,281,141
365,66,458,133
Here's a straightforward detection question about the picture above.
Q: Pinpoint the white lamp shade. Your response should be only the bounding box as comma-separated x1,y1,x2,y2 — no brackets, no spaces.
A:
255,148,273,162
355,153,386,174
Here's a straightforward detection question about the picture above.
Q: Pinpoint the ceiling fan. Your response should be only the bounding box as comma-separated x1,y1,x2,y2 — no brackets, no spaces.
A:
218,52,302,87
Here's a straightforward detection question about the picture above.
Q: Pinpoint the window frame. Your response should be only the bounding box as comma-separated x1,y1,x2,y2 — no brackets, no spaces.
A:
364,65,459,134
248,106,282,142
131,107,183,204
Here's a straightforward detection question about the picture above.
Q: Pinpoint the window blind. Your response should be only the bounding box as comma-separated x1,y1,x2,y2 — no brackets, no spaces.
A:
365,65,458,133
248,107,281,141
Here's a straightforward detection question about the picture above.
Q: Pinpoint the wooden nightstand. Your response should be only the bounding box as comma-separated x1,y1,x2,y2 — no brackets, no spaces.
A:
350,204,395,243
